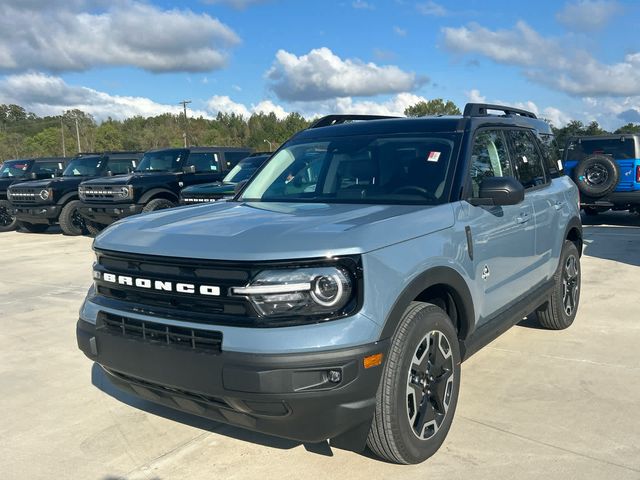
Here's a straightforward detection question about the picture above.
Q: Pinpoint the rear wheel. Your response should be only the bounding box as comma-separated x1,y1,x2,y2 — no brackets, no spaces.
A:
0,199,17,232
142,198,176,213
17,221,49,233
367,302,461,464
59,200,86,236
536,241,581,330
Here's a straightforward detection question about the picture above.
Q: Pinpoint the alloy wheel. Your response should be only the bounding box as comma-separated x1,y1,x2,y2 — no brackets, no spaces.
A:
562,255,579,316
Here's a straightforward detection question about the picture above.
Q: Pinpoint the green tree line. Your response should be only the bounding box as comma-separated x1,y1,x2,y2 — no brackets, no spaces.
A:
1,100,639,162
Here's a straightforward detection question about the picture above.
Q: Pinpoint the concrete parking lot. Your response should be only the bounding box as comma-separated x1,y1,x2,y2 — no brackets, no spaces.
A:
0,212,639,480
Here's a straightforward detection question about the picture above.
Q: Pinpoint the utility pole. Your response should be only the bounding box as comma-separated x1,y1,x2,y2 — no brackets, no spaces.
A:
179,100,192,147
74,117,82,154
60,117,66,157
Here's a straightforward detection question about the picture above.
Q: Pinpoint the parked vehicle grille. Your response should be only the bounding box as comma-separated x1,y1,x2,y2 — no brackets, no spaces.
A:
8,188,38,204
79,185,118,201
98,311,223,353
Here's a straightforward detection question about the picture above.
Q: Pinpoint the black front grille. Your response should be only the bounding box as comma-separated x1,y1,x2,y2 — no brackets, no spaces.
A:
93,249,258,325
9,188,38,204
99,312,222,353
80,185,118,202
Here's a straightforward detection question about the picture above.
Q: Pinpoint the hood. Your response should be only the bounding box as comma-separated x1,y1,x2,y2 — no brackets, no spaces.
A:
181,182,231,195
95,201,454,261
7,178,54,189
81,172,176,186
0,177,25,191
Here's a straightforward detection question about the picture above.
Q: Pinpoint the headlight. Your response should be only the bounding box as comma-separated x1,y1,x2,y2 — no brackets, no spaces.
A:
117,185,133,199
39,188,52,201
232,266,355,318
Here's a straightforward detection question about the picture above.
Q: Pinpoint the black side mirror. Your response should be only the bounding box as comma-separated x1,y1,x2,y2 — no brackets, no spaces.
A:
182,165,196,174
234,180,247,195
54,169,63,177
469,176,524,206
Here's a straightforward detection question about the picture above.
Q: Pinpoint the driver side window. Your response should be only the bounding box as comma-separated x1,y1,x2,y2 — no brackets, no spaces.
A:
470,130,513,197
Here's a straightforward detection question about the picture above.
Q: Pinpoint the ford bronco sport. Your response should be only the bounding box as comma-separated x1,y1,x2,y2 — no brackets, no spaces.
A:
8,152,141,235
77,104,583,464
77,146,252,229
0,157,67,232
562,134,640,215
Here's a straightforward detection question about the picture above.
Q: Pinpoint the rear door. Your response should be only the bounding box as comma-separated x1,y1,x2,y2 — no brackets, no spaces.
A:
507,129,560,286
463,128,536,324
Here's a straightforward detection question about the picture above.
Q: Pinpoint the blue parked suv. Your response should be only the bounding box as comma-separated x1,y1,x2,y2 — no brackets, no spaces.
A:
76,104,583,464
562,134,640,215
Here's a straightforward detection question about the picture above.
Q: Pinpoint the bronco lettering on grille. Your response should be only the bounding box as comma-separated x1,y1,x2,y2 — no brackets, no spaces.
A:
94,271,221,296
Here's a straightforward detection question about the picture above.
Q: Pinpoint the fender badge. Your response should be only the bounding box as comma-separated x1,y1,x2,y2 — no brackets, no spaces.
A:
481,265,490,281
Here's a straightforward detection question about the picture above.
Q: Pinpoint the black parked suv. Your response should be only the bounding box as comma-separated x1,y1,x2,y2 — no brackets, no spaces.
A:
180,153,271,204
7,152,142,235
0,157,67,232
78,146,252,228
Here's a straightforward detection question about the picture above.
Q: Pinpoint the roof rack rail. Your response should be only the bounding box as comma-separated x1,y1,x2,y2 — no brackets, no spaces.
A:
463,103,537,119
309,114,400,129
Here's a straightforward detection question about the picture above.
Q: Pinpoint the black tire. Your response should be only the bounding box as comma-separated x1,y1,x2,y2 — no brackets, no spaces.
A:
17,221,49,233
142,198,176,213
0,199,18,232
583,206,603,216
536,241,581,330
572,154,619,198
85,220,105,237
367,302,461,464
59,200,86,236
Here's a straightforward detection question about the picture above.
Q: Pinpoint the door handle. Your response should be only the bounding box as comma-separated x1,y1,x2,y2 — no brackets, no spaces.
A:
516,212,530,224
554,201,564,210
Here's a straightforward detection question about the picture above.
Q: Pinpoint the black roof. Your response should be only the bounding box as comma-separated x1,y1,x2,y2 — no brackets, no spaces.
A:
567,134,639,141
145,146,253,154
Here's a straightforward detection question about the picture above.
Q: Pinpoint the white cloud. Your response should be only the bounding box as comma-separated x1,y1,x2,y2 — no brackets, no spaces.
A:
266,47,427,101
206,96,290,119
201,0,270,9
352,1,375,10
466,89,486,103
556,0,622,31
0,73,210,120
416,1,447,16
443,21,640,97
393,26,407,37
0,1,240,73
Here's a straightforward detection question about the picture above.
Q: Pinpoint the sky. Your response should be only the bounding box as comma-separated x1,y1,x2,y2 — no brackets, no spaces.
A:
0,0,639,130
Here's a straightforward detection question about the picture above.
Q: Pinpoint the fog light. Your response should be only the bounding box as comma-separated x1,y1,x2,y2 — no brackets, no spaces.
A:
327,369,342,383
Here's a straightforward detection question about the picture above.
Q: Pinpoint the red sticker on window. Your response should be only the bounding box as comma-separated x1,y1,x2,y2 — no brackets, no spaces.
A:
427,151,441,162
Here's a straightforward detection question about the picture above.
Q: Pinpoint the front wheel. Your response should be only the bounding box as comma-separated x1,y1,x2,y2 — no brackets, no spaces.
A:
536,241,581,330
367,302,461,464
142,198,176,213
59,200,86,236
85,220,105,237
0,199,18,232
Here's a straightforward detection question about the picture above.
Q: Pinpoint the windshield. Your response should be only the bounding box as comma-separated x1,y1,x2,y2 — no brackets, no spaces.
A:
63,156,103,176
0,160,33,178
565,138,636,162
239,134,457,205
136,150,186,173
223,158,264,183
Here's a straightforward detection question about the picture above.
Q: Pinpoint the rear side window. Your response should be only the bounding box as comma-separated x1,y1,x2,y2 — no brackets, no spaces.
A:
508,130,547,189
188,152,219,172
223,151,251,169
538,133,562,178
565,138,636,161
469,130,513,197
107,158,137,175
33,161,63,175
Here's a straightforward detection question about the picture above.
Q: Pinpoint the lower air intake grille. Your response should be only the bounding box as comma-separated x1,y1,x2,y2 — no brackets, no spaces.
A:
99,312,222,353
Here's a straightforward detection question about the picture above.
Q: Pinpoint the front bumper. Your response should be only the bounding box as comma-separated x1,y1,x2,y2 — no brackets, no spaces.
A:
77,317,388,448
12,204,62,224
78,202,143,225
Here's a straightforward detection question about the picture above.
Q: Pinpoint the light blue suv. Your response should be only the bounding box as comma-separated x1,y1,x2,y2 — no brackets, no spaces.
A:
77,104,583,464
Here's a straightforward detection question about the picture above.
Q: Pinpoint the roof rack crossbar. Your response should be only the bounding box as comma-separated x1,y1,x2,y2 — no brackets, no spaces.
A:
309,114,400,129
463,103,537,119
